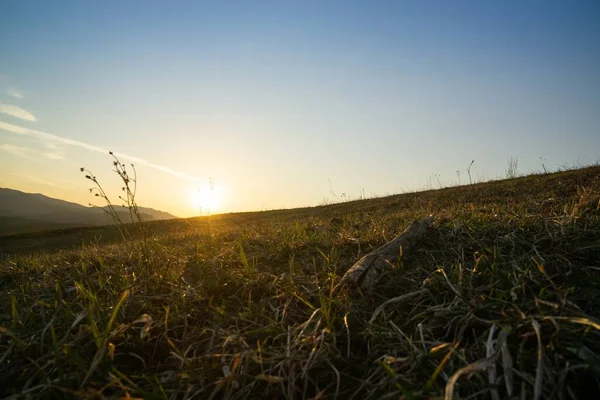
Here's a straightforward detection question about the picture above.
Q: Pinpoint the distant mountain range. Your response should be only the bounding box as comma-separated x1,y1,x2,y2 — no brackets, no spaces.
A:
0,187,178,236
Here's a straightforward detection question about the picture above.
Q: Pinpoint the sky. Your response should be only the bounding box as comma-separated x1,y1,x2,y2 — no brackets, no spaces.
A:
1,1,599,217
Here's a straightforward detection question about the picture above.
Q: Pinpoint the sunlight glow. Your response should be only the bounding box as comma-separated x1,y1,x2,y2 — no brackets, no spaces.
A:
190,183,222,214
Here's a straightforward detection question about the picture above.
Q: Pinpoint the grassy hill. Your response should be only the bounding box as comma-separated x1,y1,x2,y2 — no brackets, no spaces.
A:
1,166,599,399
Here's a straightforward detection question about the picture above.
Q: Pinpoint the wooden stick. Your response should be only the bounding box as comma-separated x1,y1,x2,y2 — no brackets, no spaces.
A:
335,216,434,293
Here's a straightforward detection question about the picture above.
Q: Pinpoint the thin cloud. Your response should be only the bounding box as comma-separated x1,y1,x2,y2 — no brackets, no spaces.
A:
0,120,201,181
45,152,64,160
6,88,24,99
7,172,59,187
0,103,37,122
0,143,30,159
0,143,63,160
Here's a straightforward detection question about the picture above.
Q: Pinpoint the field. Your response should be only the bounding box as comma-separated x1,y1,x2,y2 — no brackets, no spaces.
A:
1,166,600,399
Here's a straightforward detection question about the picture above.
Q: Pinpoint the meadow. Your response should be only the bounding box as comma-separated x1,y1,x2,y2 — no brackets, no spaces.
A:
1,165,599,399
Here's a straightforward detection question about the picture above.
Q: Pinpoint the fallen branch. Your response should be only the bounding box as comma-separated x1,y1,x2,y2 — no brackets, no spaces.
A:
335,216,434,293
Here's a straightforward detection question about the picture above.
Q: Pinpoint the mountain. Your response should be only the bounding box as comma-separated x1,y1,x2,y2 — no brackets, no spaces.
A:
0,187,178,236
101,205,176,221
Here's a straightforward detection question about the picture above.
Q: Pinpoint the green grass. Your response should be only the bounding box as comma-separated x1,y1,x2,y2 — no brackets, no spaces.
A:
1,166,600,399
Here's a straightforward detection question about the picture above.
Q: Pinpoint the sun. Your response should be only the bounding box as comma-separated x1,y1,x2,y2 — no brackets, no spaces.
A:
191,184,222,214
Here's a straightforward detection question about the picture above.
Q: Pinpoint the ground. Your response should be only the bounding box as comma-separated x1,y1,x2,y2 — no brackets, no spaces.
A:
1,166,599,399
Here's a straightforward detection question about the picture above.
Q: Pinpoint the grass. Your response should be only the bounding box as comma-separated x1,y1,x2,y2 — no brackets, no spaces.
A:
1,165,600,399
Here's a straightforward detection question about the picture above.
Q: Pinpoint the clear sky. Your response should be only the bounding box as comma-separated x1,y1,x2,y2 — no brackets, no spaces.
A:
1,1,599,217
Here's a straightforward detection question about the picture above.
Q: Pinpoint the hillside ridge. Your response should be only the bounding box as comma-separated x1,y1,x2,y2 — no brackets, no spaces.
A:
0,187,178,236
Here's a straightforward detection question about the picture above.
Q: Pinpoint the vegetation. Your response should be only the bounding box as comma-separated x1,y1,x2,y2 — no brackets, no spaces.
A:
1,164,600,399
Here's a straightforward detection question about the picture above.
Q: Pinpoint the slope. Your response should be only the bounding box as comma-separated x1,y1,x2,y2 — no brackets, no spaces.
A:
0,165,599,399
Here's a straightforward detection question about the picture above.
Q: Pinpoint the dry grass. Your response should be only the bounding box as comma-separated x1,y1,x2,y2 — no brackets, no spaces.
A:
1,166,600,399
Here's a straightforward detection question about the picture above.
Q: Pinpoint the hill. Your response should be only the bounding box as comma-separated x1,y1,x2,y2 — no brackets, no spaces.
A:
0,187,178,236
1,166,599,398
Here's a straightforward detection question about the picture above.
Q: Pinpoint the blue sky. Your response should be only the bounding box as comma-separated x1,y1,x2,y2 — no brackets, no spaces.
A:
1,1,599,216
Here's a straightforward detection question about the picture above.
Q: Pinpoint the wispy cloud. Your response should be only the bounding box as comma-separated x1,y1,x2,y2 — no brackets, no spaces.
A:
0,103,36,122
7,172,59,187
0,120,201,181
45,152,64,160
6,88,24,99
0,144,30,159
0,143,63,160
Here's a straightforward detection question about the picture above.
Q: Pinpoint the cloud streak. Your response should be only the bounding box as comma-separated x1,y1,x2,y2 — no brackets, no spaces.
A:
6,88,24,99
7,172,59,187
0,103,37,122
0,144,31,159
0,143,63,160
0,120,201,182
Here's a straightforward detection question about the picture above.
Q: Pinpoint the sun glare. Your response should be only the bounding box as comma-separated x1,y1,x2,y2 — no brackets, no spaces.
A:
191,184,222,214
